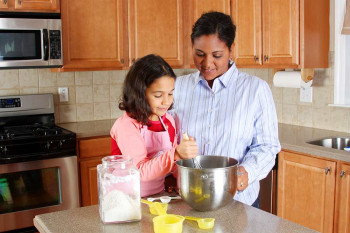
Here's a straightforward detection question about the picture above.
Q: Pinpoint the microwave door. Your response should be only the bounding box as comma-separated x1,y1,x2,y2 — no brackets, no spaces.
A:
0,29,49,68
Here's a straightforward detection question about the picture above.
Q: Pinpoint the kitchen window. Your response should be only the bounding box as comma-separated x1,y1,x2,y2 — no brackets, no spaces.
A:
333,0,350,107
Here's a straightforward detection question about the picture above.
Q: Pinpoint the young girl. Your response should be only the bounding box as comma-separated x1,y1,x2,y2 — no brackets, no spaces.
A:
110,54,198,197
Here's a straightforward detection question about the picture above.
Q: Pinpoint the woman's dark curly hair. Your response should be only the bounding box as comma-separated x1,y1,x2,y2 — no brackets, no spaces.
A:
191,11,236,49
119,54,176,125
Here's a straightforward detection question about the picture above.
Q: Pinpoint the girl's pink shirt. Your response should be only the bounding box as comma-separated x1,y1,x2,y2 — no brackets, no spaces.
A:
110,112,177,182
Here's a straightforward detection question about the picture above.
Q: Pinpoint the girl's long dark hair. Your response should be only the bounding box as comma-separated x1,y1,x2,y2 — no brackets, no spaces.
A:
119,54,176,125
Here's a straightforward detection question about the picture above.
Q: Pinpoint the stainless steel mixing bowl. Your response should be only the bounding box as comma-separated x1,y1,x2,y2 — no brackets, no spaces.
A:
176,155,238,211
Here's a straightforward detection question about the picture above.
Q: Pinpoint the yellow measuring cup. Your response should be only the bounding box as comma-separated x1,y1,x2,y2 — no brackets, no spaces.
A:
141,199,168,215
153,214,185,233
184,216,215,229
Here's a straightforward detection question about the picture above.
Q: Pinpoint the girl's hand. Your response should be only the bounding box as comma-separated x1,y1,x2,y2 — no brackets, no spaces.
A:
175,134,198,160
237,166,249,191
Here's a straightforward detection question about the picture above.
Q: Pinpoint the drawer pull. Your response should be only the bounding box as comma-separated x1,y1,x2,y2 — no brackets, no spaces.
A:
340,170,346,178
325,167,331,175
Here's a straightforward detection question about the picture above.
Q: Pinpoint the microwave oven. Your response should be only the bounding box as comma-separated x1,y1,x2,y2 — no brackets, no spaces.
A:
0,17,62,69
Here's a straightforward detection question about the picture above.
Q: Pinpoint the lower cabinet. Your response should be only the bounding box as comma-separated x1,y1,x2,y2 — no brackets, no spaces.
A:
278,150,350,233
78,136,111,207
334,163,350,233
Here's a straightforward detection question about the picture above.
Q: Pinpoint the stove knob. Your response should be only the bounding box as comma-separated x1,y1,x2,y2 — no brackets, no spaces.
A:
45,141,51,150
59,140,63,148
0,146,7,155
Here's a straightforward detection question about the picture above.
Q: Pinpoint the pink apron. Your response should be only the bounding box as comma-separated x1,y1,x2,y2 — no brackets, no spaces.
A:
140,116,172,197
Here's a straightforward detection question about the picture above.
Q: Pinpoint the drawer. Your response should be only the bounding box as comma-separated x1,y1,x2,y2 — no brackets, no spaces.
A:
78,137,111,158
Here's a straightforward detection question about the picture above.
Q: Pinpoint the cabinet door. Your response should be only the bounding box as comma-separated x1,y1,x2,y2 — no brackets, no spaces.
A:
192,0,230,21
0,0,9,9
80,157,103,206
128,0,184,68
61,0,126,70
263,0,299,67
277,151,336,233
78,137,111,159
14,0,59,12
231,0,262,66
334,163,350,233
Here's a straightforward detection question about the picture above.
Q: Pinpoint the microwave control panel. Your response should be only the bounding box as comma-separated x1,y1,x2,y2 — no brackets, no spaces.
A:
49,30,62,60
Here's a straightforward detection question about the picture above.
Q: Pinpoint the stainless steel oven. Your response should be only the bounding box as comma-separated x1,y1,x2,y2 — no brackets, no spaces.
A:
0,17,62,69
0,94,79,232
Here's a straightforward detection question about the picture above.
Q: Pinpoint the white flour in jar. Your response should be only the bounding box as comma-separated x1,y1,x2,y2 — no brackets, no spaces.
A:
101,189,141,223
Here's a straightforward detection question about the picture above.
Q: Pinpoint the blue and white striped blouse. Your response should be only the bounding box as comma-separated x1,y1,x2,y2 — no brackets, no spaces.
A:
171,63,281,205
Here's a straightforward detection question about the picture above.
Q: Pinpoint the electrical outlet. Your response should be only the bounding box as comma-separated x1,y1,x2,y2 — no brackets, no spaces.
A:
58,87,69,102
300,87,313,103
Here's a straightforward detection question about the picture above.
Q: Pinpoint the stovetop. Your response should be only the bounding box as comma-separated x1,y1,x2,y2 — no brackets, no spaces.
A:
0,94,77,164
0,124,76,164
1,124,64,140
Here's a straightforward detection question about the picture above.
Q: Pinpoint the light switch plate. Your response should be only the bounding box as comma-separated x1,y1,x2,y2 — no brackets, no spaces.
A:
300,87,313,103
58,87,69,102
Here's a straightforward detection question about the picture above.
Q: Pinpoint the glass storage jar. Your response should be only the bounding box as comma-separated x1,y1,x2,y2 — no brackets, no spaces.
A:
97,155,141,223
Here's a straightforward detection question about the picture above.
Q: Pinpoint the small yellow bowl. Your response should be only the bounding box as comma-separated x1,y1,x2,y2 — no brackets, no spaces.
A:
149,202,168,215
153,214,185,233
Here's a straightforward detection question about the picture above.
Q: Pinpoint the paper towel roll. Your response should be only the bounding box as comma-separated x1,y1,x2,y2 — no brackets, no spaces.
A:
273,71,313,88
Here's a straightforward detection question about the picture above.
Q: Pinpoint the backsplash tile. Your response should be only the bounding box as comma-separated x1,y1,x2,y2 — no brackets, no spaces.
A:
19,69,38,87
93,84,110,103
38,69,57,87
93,71,110,85
76,86,93,104
0,70,19,88
57,72,75,86
75,72,93,85
94,102,110,120
76,103,94,121
59,104,77,123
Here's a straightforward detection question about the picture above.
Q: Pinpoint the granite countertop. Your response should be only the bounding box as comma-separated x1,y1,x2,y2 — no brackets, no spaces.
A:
59,120,350,163
34,199,318,233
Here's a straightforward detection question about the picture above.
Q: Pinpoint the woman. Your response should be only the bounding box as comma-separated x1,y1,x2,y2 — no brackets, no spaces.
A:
171,12,281,207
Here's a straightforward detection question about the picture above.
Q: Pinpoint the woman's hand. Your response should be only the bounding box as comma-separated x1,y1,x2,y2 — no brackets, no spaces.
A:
237,166,249,191
175,136,198,160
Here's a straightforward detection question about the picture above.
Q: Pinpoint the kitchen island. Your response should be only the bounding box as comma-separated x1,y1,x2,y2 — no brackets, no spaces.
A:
34,199,317,233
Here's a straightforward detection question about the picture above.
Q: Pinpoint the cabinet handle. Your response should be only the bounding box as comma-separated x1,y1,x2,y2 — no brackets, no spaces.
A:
4,0,7,4
325,167,331,175
254,56,259,62
132,58,136,63
18,0,21,5
263,55,269,62
340,170,346,178
121,58,124,64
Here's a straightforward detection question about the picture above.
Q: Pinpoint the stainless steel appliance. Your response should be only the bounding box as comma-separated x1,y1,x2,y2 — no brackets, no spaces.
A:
259,155,278,214
0,94,79,232
176,155,238,211
0,17,62,69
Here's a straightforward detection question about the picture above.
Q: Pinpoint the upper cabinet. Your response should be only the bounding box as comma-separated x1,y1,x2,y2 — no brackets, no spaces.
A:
128,0,184,68
0,0,59,12
59,0,329,71
61,0,126,71
231,0,329,68
60,0,185,71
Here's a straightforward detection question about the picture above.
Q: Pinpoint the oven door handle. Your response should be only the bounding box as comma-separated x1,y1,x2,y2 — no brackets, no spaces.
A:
42,29,49,61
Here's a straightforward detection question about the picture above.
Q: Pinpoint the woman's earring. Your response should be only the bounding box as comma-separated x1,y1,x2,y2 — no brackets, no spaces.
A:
229,58,234,65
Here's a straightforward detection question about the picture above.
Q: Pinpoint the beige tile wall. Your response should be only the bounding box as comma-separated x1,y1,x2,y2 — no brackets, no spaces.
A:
0,52,349,133
241,52,350,133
